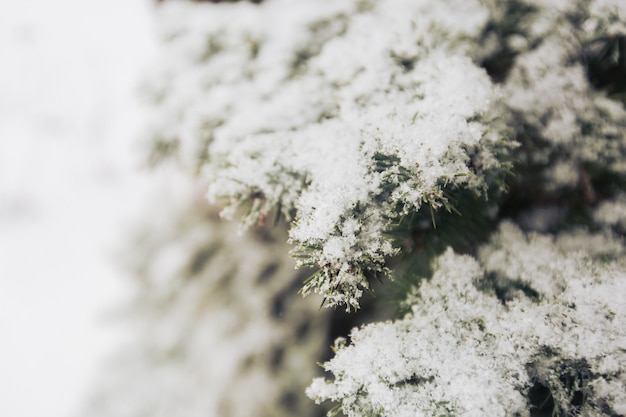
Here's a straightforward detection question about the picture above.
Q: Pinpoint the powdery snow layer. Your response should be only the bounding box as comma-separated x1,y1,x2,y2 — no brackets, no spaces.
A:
308,222,626,417
144,0,509,310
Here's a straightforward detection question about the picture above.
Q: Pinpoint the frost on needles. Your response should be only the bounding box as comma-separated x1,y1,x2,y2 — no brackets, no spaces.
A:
146,0,510,310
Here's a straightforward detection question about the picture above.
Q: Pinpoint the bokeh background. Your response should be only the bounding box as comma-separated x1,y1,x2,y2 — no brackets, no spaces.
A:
0,1,155,416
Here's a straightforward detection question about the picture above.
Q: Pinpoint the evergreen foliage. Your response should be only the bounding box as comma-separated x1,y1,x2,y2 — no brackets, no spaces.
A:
84,0,626,416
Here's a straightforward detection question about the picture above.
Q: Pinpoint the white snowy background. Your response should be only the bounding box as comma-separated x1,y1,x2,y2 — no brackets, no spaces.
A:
0,1,155,416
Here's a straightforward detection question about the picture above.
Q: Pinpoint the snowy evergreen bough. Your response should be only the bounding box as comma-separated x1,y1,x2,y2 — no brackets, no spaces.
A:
84,0,626,416
145,0,514,309
307,223,626,416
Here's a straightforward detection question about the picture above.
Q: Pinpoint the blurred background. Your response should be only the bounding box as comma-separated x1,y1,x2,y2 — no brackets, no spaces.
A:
0,1,155,416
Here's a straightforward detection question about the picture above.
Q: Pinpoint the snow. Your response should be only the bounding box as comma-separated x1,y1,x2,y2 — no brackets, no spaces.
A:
0,1,155,416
